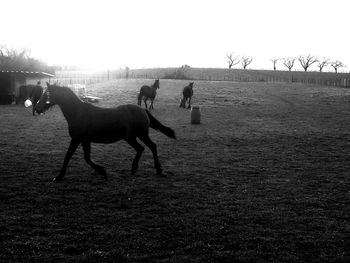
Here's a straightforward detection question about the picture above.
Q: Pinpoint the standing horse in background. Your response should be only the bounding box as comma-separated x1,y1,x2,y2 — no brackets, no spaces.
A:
137,79,159,110
18,83,43,115
180,82,194,109
35,83,176,181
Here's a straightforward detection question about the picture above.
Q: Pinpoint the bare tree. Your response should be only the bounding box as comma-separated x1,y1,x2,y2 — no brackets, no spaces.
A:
282,57,296,71
298,54,318,72
317,58,330,72
241,56,253,69
271,58,278,70
331,60,345,73
0,45,52,72
226,53,240,69
0,45,8,56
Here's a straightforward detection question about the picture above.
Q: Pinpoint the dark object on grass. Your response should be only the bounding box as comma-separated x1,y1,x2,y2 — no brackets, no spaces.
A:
137,79,159,110
180,82,194,109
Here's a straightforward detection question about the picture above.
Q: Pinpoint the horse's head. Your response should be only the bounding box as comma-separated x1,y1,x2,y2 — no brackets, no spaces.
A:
35,82,55,114
154,79,160,89
189,82,194,88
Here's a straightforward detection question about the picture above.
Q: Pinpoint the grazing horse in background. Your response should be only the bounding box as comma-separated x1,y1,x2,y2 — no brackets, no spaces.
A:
137,79,159,110
180,82,194,109
18,84,43,115
35,83,176,181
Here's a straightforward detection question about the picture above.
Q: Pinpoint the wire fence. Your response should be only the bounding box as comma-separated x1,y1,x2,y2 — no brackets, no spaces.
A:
50,68,350,88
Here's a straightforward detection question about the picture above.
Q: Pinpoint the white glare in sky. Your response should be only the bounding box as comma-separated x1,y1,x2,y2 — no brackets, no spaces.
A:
0,0,349,71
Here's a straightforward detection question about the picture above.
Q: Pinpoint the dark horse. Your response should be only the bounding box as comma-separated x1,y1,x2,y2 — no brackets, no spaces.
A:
35,83,176,181
18,84,43,115
137,79,159,110
180,82,194,109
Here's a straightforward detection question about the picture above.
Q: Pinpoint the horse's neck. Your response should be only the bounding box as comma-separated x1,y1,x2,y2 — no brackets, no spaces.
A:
152,85,158,93
57,92,83,123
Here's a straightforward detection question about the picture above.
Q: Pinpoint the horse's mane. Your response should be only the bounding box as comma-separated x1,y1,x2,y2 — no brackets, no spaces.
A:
49,85,81,99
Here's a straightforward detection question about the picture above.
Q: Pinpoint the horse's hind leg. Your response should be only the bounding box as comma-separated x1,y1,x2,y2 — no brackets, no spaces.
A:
188,96,192,109
144,98,148,109
183,97,187,108
126,137,144,174
180,97,185,108
139,134,162,175
55,139,80,181
82,142,107,179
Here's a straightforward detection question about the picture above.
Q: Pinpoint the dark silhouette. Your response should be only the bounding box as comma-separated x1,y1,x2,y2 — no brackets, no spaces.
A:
137,79,159,109
35,83,176,181
180,82,194,109
18,83,43,115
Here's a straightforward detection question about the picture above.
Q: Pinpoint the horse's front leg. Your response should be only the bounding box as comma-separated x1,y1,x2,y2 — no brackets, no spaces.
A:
32,102,36,116
150,99,154,110
137,93,141,106
82,142,107,179
188,97,192,109
54,139,80,181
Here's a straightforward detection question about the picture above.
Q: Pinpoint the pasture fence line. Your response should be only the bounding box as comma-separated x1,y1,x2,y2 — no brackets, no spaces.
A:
51,69,350,88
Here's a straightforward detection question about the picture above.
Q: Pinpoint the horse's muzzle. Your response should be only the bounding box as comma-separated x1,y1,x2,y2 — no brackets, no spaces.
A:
34,105,44,114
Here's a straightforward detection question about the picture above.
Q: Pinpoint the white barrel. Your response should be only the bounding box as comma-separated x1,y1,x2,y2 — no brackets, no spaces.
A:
191,106,201,124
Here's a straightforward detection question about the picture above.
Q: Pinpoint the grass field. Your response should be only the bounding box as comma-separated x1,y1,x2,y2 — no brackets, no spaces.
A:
1,79,349,262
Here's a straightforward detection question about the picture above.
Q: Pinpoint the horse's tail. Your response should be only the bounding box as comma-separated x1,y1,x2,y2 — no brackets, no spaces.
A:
146,110,176,139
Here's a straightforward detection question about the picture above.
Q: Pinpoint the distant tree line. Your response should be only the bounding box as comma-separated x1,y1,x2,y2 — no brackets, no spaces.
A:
0,45,56,73
227,52,346,73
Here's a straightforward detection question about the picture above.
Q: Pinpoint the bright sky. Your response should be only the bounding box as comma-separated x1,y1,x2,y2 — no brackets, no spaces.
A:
1,0,349,71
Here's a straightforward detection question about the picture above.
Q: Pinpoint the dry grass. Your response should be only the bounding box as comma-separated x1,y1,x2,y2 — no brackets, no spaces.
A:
0,79,349,262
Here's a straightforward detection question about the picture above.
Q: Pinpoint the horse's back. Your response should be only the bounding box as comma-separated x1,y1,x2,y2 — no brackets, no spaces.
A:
140,85,156,99
117,104,147,116
85,103,146,119
93,104,149,128
117,105,151,136
117,104,149,127
75,104,149,142
140,85,151,94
